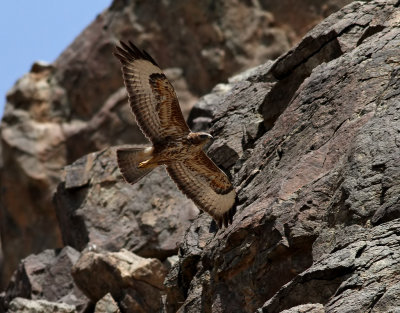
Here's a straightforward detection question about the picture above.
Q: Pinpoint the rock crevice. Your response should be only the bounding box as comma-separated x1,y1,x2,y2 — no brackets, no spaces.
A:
2,1,400,313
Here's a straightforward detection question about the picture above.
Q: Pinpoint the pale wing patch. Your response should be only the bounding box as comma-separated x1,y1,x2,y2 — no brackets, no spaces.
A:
166,162,236,228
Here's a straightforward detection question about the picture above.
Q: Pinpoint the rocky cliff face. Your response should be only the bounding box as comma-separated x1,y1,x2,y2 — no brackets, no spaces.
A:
2,0,398,312
163,1,400,311
0,0,349,288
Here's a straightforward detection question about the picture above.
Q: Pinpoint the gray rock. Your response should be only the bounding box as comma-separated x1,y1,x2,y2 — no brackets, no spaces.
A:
72,249,166,313
163,1,400,312
1,246,88,313
371,281,400,313
95,293,121,313
54,146,199,259
8,297,76,313
260,220,400,312
281,304,325,313
0,0,351,287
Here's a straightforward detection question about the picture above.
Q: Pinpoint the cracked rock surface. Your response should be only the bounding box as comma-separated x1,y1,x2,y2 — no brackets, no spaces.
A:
54,147,199,260
260,220,400,312
163,1,400,312
72,249,167,313
0,0,350,287
0,247,88,313
1,1,399,313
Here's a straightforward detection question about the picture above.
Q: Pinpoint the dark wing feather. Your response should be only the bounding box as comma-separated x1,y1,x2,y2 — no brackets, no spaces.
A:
166,151,236,228
114,41,190,144
149,73,191,139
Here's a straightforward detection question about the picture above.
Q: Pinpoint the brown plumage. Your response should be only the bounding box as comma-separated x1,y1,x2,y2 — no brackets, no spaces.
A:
114,41,236,228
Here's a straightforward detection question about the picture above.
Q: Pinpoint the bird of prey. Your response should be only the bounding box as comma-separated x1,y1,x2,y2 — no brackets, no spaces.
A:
114,41,236,228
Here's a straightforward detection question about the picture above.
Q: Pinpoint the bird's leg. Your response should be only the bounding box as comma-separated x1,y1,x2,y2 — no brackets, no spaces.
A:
138,155,161,168
138,151,166,168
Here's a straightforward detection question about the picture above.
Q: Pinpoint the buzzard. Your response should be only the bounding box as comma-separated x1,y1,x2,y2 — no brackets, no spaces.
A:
114,41,236,228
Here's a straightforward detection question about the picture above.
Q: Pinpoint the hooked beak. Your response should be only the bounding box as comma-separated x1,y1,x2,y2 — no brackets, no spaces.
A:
204,134,214,150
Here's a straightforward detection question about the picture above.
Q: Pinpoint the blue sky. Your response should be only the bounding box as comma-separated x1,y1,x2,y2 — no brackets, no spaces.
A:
0,1,111,117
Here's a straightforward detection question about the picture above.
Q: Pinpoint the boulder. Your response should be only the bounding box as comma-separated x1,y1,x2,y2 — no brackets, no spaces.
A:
72,249,166,313
0,246,88,312
54,146,199,259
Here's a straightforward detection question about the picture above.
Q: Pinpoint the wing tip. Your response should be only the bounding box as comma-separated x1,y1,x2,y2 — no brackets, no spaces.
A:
113,40,159,66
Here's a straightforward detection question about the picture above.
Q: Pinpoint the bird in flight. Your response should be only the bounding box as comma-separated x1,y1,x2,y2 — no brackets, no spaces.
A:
114,41,236,228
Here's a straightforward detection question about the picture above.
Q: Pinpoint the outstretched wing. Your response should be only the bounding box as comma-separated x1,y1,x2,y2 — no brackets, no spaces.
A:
166,151,236,228
114,41,190,144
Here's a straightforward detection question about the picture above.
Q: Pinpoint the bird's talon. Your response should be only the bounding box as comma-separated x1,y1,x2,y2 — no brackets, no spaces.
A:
138,159,152,168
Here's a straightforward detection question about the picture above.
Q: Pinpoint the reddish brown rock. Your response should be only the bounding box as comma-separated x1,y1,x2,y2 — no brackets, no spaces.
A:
0,0,351,287
0,0,395,311
72,249,166,313
163,1,400,312
0,246,88,313
54,146,199,259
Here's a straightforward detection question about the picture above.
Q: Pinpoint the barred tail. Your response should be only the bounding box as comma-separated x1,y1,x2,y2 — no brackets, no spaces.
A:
116,147,156,185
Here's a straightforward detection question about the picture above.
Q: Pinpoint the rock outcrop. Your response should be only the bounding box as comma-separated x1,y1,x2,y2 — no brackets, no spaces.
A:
0,0,351,287
162,1,400,312
259,220,400,312
72,249,166,313
53,147,199,259
2,0,398,312
0,247,88,312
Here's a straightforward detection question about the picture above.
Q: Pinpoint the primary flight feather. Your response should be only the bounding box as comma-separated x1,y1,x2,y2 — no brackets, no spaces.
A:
114,41,236,228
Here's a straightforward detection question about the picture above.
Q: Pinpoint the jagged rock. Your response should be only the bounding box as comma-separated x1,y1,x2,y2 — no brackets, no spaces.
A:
54,147,199,258
8,297,76,313
163,1,400,312
72,249,166,313
260,220,400,312
95,293,121,313
0,0,351,287
163,255,179,272
0,246,88,312
2,0,396,310
0,65,66,288
280,304,324,313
